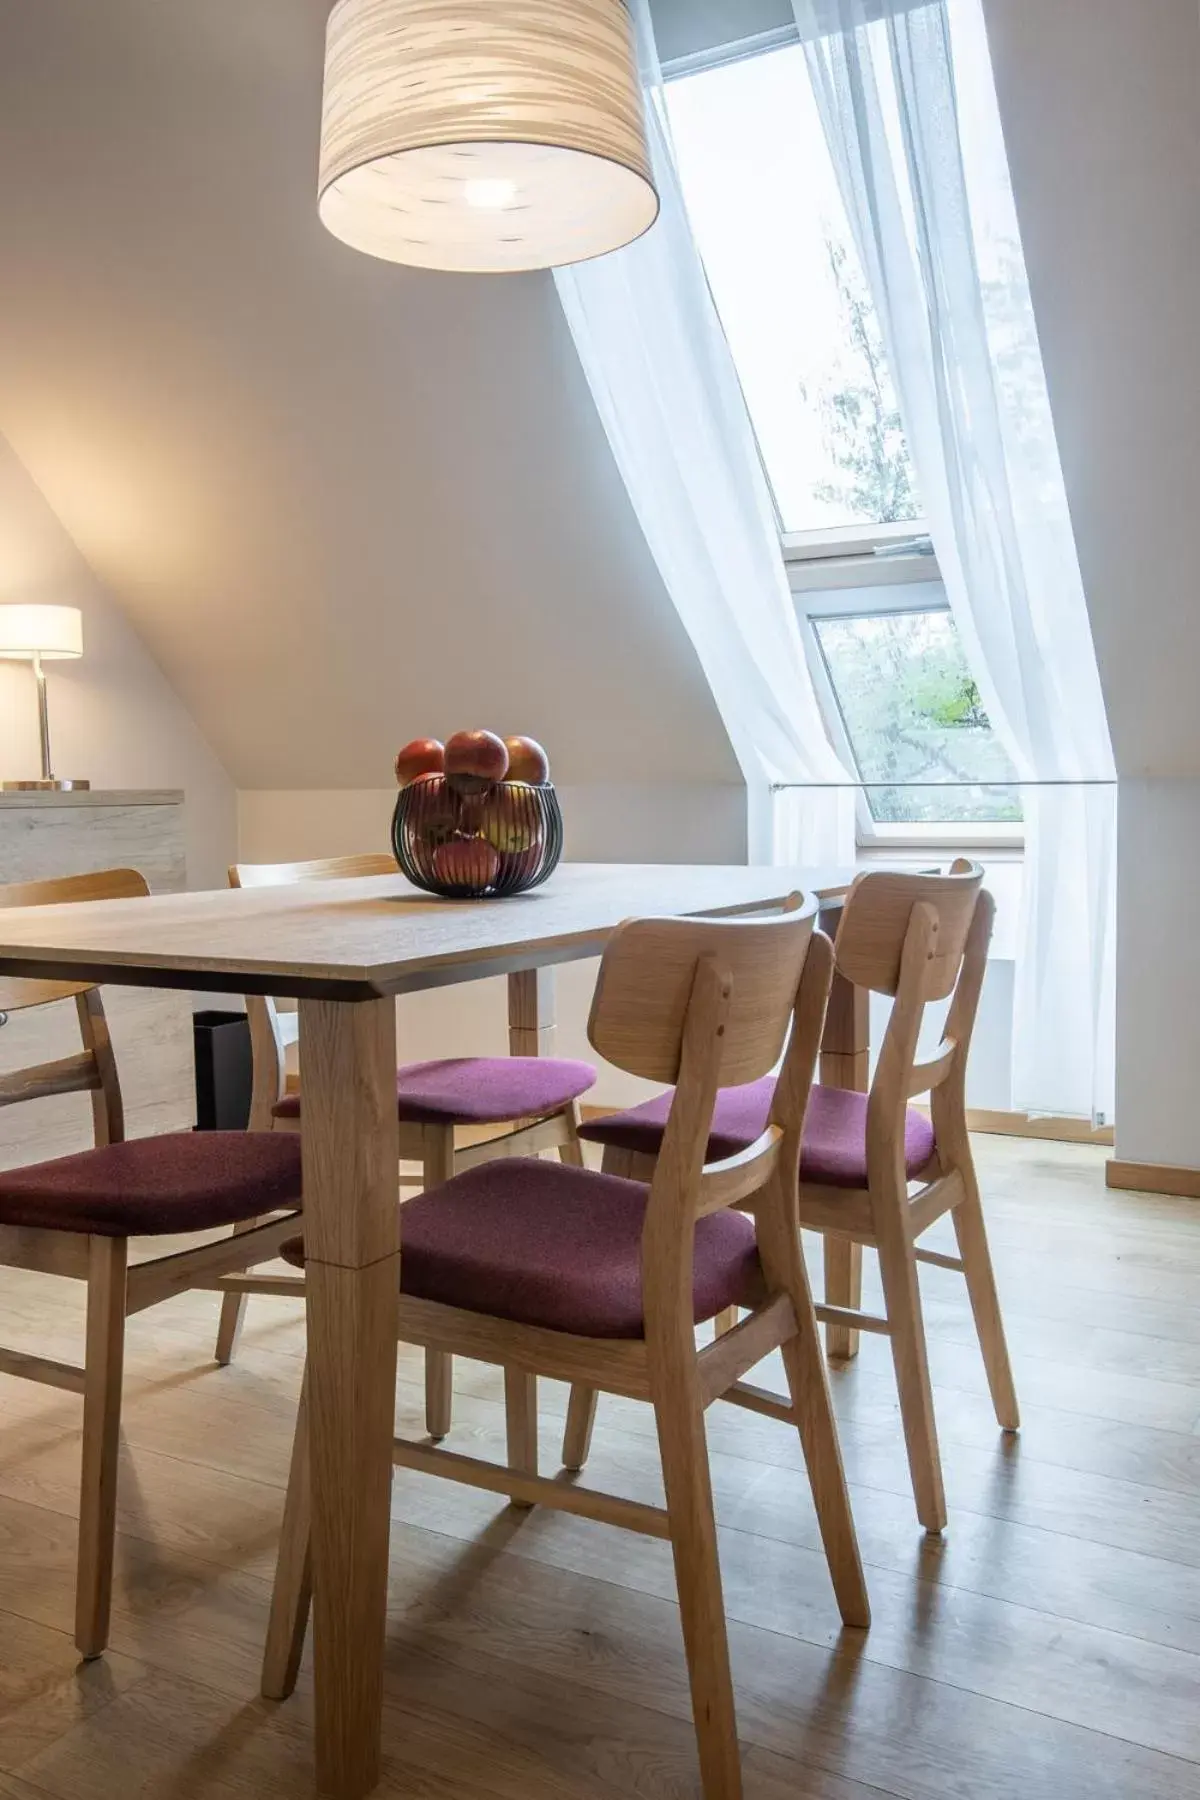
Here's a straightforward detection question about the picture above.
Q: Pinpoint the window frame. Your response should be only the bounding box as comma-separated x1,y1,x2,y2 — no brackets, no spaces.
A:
662,35,1025,852
788,548,1026,849
782,520,935,564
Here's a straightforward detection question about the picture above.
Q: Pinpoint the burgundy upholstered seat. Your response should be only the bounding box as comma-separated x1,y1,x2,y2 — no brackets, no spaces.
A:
579,1075,778,1163
580,1079,937,1190
272,1057,596,1126
282,1156,760,1339
0,1132,303,1238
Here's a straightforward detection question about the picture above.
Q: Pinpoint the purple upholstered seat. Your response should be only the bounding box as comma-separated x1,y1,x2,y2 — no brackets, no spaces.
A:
579,1075,778,1163
580,1080,937,1190
282,1156,760,1339
272,1057,596,1126
0,1131,303,1238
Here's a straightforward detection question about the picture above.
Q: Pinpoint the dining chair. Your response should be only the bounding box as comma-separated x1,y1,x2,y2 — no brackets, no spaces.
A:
0,868,304,1658
569,864,1018,1535
261,895,869,1800
213,854,595,1448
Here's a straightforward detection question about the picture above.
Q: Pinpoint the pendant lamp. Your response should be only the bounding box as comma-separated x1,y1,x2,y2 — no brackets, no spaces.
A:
318,0,659,273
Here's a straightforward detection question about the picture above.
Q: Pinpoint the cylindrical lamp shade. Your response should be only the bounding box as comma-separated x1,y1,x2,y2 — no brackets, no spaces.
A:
318,0,659,273
0,605,83,660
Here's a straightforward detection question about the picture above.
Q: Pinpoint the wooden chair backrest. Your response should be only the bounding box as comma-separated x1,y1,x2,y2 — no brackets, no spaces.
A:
230,854,398,890
228,854,399,1122
0,868,149,1014
862,866,994,1157
833,862,983,1003
592,899,832,1347
0,868,145,1144
588,897,816,1089
590,896,827,1226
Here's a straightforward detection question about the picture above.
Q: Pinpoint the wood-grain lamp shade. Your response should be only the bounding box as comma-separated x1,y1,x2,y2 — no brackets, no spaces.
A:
318,0,659,273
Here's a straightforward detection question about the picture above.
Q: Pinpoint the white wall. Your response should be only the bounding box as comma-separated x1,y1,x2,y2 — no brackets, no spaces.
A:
982,0,1200,1162
0,434,235,889
1,0,1193,1158
1114,781,1200,1165
0,0,738,801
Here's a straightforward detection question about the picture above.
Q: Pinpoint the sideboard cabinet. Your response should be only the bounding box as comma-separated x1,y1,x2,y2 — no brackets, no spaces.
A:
0,790,194,1169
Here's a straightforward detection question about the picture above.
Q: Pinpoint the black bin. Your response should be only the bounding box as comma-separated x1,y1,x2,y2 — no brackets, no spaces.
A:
193,1010,253,1131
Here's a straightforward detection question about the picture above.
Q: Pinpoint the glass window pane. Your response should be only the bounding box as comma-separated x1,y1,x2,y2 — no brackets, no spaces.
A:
665,46,921,534
812,610,1023,824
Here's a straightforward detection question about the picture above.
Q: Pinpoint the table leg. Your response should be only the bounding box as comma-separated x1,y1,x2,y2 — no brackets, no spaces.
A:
505,968,554,1463
299,997,400,1800
508,967,556,1057
819,964,869,1361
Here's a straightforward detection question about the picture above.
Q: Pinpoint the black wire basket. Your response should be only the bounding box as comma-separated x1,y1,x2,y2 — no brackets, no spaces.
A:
391,776,563,898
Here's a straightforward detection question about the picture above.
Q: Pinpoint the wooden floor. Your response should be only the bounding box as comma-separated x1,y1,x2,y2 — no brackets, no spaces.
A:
1,1135,1198,1800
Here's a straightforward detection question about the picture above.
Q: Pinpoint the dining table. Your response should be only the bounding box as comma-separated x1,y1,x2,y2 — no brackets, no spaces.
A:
0,860,867,1798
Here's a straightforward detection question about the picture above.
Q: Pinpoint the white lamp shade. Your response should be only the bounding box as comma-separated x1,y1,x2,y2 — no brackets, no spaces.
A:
0,604,84,660
318,0,660,274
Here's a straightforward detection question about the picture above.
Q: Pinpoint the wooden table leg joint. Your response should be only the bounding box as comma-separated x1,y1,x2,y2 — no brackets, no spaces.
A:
818,954,869,1361
299,996,400,1800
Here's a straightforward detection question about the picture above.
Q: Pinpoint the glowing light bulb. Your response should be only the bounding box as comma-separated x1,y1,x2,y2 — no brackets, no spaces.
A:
463,177,517,210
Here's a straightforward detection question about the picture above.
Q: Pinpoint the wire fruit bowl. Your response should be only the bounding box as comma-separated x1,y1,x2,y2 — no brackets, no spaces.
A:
391,776,563,898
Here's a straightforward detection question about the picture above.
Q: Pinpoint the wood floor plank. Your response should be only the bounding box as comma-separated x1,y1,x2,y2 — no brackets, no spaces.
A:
376,1399,1200,1754
11,1670,331,1800
0,1775,68,1800
0,1607,146,1775
1,1134,1199,1798
373,1526,1200,1800
377,1645,899,1800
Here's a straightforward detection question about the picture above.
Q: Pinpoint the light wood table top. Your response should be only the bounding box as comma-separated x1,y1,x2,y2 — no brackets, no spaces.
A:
0,858,859,1800
0,862,852,999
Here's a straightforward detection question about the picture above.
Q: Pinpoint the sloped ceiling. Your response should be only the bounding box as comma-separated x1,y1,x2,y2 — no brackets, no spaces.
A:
0,0,738,790
980,0,1200,779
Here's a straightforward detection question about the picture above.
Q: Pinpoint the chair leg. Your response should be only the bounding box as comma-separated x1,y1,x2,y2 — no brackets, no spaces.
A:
713,1307,739,1337
263,1370,314,1701
875,1227,946,1534
822,1238,863,1360
561,1385,598,1472
424,1353,452,1443
422,1127,456,1440
952,1181,1019,1431
504,1368,538,1507
777,1325,870,1626
754,1190,869,1628
559,1137,626,1466
653,1384,743,1800
76,1236,128,1660
214,1216,270,1365
557,1098,585,1168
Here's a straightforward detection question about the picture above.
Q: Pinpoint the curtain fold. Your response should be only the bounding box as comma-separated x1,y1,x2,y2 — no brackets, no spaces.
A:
792,0,1116,1119
553,0,856,868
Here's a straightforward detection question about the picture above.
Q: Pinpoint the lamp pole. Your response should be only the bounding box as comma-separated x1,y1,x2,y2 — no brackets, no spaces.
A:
33,651,53,783
0,603,88,790
1,651,89,790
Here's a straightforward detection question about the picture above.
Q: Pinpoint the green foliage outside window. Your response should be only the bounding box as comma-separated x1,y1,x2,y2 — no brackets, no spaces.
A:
814,610,1023,825
805,237,920,528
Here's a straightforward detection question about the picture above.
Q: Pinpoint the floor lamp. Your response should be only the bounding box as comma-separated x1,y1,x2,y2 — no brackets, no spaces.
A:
0,604,88,791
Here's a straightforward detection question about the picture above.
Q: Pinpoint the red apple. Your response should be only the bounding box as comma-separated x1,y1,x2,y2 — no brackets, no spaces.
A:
503,735,550,786
445,729,509,794
432,837,502,891
406,773,458,846
395,737,444,787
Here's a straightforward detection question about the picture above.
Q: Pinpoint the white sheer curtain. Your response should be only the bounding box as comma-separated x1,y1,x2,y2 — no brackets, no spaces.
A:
793,0,1116,1119
553,0,855,867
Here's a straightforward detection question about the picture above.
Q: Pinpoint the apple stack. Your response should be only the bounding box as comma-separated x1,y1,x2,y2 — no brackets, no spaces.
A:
391,731,563,899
